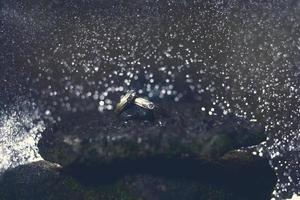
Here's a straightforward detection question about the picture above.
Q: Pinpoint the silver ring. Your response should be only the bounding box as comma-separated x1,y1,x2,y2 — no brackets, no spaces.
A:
133,97,155,110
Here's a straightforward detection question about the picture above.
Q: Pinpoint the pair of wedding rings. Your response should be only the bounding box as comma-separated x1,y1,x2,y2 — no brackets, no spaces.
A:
115,90,155,115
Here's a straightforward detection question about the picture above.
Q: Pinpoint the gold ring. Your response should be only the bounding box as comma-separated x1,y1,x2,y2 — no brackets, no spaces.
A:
114,90,136,114
115,90,155,116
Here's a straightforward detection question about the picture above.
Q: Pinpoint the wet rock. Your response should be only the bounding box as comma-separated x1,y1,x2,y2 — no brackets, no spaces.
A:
38,102,265,167
0,161,134,200
0,151,276,200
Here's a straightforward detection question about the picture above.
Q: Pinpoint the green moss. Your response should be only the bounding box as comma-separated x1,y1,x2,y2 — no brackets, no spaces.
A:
199,134,234,158
94,182,136,200
195,184,241,200
63,176,136,200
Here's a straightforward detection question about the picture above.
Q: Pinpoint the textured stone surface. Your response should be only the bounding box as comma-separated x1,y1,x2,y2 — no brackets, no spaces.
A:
38,103,266,167
0,151,276,200
0,161,134,200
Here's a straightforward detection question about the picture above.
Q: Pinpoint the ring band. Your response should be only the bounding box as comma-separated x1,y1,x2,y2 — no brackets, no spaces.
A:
114,90,136,114
133,97,155,110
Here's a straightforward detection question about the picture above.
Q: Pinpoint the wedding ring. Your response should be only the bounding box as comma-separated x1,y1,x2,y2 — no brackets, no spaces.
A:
114,90,136,114
133,97,155,110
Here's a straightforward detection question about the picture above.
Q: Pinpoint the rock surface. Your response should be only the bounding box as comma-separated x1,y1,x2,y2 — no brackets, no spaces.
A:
38,103,266,167
0,161,133,200
34,102,275,199
0,151,276,200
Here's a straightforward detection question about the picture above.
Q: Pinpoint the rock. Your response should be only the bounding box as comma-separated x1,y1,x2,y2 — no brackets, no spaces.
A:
0,151,276,200
38,103,266,167
0,161,134,200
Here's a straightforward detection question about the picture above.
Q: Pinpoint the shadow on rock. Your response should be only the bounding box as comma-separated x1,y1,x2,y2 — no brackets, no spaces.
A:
0,151,276,200
63,151,276,200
